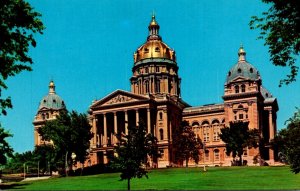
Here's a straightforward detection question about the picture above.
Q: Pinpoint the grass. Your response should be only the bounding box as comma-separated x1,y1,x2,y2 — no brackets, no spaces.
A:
1,166,300,190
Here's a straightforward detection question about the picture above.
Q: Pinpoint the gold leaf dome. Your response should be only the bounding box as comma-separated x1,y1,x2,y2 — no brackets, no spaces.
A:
134,15,176,63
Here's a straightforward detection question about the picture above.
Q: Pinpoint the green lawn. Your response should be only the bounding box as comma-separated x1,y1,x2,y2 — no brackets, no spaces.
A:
1,166,300,190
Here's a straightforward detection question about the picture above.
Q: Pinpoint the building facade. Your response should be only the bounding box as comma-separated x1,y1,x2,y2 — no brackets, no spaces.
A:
86,15,278,167
33,81,66,145
34,16,278,167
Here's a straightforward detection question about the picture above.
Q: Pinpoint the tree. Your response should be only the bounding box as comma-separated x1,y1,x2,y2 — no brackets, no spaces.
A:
173,121,203,167
37,110,93,175
0,0,44,115
250,0,300,86
272,108,300,173
219,121,260,166
0,127,14,166
34,144,56,175
110,123,160,190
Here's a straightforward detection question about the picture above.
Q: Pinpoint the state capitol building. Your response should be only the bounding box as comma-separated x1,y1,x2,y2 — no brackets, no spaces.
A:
33,15,278,167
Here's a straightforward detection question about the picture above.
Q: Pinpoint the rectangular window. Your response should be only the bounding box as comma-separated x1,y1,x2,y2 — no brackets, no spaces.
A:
239,114,243,119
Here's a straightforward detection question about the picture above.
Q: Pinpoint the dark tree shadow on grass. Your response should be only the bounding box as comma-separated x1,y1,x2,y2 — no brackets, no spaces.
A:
0,182,31,190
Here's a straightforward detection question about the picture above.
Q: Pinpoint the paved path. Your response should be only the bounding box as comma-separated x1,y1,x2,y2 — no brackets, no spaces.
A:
22,176,51,182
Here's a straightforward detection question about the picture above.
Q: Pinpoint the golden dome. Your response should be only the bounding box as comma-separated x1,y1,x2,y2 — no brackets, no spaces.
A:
134,15,176,63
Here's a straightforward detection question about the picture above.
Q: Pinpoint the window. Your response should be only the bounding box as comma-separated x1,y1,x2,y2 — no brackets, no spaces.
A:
155,80,160,93
228,71,231,76
235,85,239,93
156,67,159,72
144,48,149,53
239,113,244,119
241,84,246,92
192,122,200,133
212,120,220,141
250,68,253,73
159,112,163,120
238,68,242,73
46,113,49,119
213,126,220,141
203,126,209,142
155,47,160,52
145,81,149,93
159,129,164,140
205,150,209,161
214,149,220,161
145,67,149,73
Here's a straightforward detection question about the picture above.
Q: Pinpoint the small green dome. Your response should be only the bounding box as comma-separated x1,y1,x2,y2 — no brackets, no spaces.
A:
39,94,65,110
226,46,260,84
38,81,66,110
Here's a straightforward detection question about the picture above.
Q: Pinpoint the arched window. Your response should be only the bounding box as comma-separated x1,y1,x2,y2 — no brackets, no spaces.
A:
42,113,45,120
155,47,160,52
145,80,149,93
46,113,49,119
235,85,239,93
212,120,220,141
214,149,220,161
205,150,210,161
241,84,246,92
192,122,200,133
202,121,210,142
159,129,164,140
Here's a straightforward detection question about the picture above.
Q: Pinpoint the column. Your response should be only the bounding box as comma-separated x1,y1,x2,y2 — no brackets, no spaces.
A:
147,108,151,133
114,112,118,145
125,110,128,135
92,117,97,146
103,113,107,147
268,110,274,163
269,110,274,140
136,109,139,126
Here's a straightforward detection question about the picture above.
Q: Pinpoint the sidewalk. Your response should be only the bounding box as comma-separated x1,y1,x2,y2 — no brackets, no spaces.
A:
22,176,51,182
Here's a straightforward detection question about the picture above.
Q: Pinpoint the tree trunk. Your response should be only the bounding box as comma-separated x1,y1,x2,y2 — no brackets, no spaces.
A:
185,157,189,167
127,178,130,190
239,154,243,166
65,151,68,176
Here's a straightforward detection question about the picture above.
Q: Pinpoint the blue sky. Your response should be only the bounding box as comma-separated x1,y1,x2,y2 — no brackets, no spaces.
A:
1,0,299,153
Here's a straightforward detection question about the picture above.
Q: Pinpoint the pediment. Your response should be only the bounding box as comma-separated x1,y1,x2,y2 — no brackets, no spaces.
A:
231,76,248,82
91,89,150,108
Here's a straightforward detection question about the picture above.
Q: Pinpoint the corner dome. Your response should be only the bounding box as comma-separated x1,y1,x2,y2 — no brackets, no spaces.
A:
38,81,66,110
226,46,260,84
133,15,176,63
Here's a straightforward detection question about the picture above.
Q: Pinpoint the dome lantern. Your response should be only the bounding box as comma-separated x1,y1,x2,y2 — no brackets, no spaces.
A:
49,80,55,94
147,14,161,41
238,44,246,61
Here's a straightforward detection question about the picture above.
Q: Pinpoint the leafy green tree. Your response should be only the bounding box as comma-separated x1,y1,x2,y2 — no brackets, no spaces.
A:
38,110,93,175
250,0,300,86
0,127,14,166
5,151,35,174
34,144,56,175
220,121,260,166
173,121,203,167
111,123,159,190
272,108,300,173
0,0,44,115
